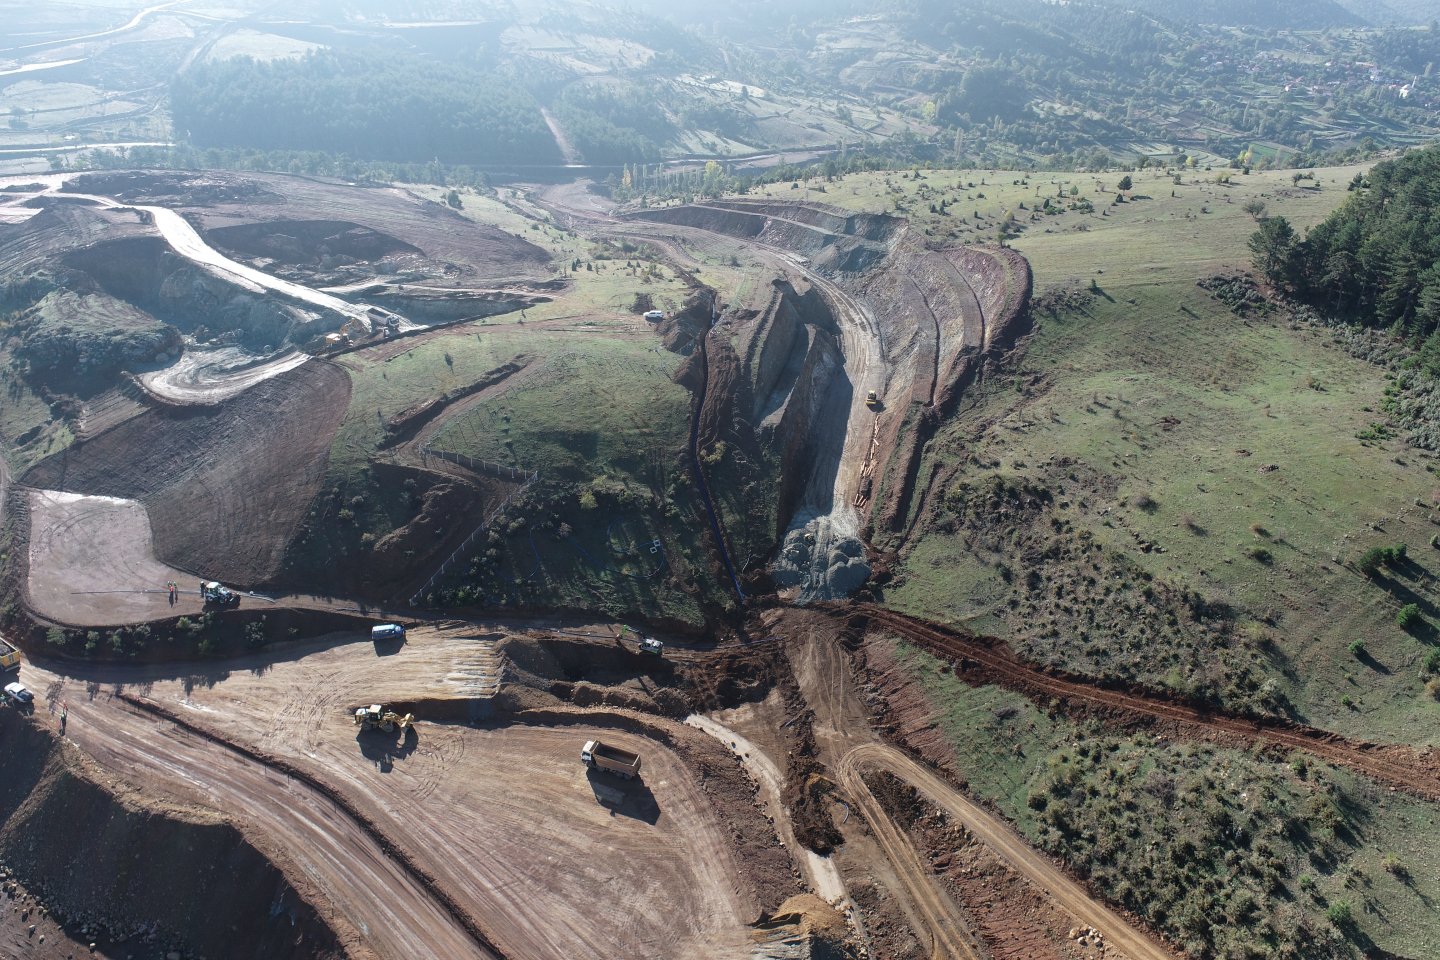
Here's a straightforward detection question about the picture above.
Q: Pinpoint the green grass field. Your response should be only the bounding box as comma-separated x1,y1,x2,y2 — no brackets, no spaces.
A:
815,158,1440,745
753,163,1368,290
889,638,1440,960
317,195,747,622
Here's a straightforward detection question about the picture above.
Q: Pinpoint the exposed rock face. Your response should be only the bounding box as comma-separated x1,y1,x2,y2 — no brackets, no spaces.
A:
771,512,870,600
630,199,1032,601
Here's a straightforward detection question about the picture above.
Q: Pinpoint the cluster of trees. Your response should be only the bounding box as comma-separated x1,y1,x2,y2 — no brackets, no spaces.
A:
172,50,559,165
1249,145,1440,373
548,81,673,164
76,143,494,189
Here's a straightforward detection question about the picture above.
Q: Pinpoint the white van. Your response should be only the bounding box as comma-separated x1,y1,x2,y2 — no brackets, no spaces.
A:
370,623,405,641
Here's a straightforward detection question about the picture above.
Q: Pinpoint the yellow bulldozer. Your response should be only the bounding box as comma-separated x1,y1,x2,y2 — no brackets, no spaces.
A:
353,704,413,732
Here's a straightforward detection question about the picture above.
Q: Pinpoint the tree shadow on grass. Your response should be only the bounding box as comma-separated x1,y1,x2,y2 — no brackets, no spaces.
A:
1354,649,1392,675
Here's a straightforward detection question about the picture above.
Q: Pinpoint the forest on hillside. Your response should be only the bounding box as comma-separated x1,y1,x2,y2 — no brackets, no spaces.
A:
171,51,560,165
1252,145,1440,372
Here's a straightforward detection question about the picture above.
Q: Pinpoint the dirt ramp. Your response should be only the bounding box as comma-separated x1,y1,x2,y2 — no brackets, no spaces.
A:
0,710,346,960
23,360,351,587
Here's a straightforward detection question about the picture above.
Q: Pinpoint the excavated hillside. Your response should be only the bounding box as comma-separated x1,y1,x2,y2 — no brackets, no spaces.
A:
633,199,1031,599
21,361,350,588
0,709,345,960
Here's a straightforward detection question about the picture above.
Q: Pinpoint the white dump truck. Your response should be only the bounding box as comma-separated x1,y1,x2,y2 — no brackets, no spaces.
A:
581,739,641,779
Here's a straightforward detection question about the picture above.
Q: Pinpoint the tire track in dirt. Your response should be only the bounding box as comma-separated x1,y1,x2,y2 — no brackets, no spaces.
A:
114,692,508,959
782,620,1169,960
28,673,498,960
843,743,1179,960
834,750,987,960
851,605,1440,801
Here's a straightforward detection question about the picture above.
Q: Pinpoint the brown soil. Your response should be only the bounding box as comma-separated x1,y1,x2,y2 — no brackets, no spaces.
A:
867,770,1124,960
0,708,346,960
22,360,350,588
845,603,1440,803
68,171,552,287
18,620,797,960
205,219,423,269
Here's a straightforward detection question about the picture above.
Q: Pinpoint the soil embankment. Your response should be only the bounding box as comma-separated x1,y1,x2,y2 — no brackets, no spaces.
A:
0,709,346,960
22,359,350,588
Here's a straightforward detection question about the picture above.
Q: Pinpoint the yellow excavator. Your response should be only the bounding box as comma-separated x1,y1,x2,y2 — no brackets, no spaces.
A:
353,704,413,732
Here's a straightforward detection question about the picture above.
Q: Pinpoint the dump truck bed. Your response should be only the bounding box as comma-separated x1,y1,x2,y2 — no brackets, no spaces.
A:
0,635,19,671
592,743,641,767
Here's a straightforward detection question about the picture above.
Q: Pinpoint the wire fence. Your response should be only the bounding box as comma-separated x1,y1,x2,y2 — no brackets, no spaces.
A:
409,447,538,605
421,448,536,484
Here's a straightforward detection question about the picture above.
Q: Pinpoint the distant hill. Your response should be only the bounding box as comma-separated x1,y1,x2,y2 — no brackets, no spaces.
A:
1337,0,1440,23
1096,0,1364,28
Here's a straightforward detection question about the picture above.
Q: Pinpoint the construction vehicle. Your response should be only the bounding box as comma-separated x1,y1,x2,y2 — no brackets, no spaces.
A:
354,704,413,732
201,581,240,608
865,390,880,409
581,739,641,779
639,636,664,656
0,636,19,671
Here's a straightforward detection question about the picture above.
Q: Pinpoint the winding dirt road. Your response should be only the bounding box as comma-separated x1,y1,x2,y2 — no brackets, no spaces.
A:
834,748,986,960
782,618,1174,960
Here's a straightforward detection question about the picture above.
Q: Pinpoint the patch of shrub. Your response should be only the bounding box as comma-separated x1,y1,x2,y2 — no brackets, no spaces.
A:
1397,603,1422,630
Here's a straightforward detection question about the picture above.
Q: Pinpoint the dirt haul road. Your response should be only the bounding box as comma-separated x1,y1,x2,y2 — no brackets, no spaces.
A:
853,605,1440,803
26,676,488,960
21,623,759,960
841,743,1179,960
12,179,418,334
780,612,1176,960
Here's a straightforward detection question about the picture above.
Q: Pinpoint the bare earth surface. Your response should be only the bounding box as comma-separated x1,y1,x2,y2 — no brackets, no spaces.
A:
19,623,759,960
776,610,1178,960
138,347,311,404
26,489,199,626
23,360,350,590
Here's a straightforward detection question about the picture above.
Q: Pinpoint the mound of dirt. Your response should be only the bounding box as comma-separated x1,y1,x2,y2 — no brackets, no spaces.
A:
64,171,287,208
22,360,351,587
205,219,422,266
177,172,554,285
753,893,860,960
0,710,344,960
502,633,692,715
66,238,342,350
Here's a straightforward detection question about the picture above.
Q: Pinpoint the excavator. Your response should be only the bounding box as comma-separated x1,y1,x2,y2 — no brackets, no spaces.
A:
353,704,413,732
